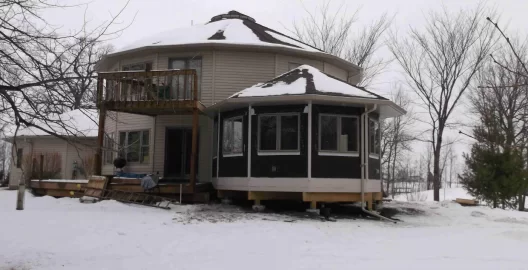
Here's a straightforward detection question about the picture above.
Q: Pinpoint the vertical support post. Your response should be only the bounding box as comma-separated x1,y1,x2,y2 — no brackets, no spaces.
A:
310,201,317,210
189,108,199,193
307,101,312,180
247,105,252,179
216,112,221,179
39,154,44,180
94,77,106,176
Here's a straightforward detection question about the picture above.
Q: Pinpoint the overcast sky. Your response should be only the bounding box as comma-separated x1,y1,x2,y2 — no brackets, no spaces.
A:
42,0,528,167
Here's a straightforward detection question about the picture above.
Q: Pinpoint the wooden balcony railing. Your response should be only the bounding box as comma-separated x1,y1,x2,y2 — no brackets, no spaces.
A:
96,69,202,114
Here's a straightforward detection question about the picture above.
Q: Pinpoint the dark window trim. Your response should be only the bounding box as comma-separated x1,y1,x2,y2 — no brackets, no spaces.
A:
121,61,153,71
318,113,360,157
257,113,300,155
222,115,244,157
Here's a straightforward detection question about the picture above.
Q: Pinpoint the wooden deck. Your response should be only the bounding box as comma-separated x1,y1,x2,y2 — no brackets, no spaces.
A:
97,69,204,115
30,178,214,203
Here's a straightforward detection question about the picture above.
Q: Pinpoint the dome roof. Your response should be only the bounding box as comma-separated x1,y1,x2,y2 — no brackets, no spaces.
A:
115,10,321,54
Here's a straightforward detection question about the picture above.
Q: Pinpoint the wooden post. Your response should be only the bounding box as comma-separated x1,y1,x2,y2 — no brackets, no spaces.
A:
94,77,106,176
39,154,44,180
189,108,199,193
16,182,25,210
310,201,317,210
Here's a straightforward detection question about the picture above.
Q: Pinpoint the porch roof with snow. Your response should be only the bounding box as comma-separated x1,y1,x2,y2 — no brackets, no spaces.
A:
5,109,98,139
206,65,406,118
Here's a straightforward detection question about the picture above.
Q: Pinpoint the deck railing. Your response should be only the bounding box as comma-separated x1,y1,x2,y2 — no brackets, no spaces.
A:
97,69,198,106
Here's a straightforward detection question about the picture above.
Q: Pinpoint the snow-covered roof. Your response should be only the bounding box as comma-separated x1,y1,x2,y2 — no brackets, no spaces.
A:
230,65,387,100
115,11,321,54
7,109,98,138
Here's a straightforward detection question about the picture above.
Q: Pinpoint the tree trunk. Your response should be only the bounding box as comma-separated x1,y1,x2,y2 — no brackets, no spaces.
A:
519,195,525,211
433,126,444,201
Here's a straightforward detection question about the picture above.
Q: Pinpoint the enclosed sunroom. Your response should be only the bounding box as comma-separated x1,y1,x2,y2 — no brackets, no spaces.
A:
207,65,405,208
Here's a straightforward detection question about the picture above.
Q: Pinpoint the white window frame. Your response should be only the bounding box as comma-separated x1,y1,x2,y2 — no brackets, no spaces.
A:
222,116,244,157
257,113,301,156
318,114,360,157
119,130,150,164
369,118,381,159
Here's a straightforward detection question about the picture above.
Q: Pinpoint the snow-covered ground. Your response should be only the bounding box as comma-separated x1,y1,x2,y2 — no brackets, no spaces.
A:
394,187,474,202
2,188,528,270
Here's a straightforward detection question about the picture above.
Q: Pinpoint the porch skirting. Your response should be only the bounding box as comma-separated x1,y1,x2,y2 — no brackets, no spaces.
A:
212,177,381,193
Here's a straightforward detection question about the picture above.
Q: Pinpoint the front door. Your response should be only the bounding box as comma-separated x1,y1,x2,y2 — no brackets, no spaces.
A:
164,128,197,178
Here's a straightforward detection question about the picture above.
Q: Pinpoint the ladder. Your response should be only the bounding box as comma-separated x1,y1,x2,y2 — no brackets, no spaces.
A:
84,187,178,210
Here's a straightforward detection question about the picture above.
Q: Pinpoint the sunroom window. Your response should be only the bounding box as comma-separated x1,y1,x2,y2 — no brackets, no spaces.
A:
119,130,150,163
223,116,243,156
369,118,380,157
259,114,300,153
319,114,359,155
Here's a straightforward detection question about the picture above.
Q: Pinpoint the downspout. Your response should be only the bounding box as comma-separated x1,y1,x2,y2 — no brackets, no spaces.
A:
361,104,395,223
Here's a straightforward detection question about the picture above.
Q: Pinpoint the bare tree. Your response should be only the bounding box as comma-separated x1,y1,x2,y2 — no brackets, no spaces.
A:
0,0,128,141
291,1,391,87
34,39,114,112
388,4,498,201
380,86,416,197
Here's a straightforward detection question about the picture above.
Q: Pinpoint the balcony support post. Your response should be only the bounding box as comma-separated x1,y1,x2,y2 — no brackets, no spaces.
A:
95,77,106,176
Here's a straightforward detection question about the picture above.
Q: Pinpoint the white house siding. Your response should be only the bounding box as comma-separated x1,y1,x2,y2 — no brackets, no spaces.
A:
102,112,155,175
214,50,276,101
323,62,348,81
10,137,66,188
276,54,324,76
64,138,97,179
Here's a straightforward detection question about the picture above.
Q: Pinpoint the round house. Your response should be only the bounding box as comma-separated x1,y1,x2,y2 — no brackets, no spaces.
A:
95,11,405,205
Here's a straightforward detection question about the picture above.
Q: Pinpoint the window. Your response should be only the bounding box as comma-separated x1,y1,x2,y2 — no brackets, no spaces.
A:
213,120,219,159
16,148,23,168
169,58,202,99
288,62,301,70
258,114,300,153
369,118,380,157
122,62,152,71
319,114,359,155
104,133,115,164
119,130,150,163
222,116,243,156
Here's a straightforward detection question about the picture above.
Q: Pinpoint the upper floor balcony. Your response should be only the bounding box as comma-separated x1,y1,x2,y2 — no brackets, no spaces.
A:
96,69,205,115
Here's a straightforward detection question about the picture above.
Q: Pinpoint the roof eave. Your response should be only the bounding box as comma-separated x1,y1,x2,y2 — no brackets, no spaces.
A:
98,43,362,73
205,94,405,118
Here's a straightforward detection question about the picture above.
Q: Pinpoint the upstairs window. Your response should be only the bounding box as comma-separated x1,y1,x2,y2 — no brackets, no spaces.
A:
122,62,152,71
319,114,359,155
222,116,243,156
169,58,202,100
259,114,300,153
369,118,380,157
119,130,150,163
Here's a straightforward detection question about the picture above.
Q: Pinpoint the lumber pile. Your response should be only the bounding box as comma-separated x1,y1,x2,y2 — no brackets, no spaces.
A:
455,198,479,206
